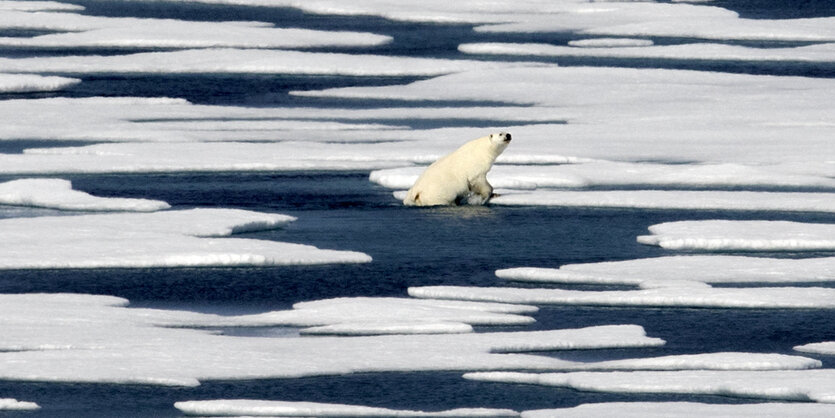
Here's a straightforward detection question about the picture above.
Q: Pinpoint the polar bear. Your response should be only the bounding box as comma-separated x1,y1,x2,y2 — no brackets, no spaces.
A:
403,132,511,206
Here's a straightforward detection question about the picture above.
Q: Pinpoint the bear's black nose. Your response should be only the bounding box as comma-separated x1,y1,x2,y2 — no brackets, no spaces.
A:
504,133,512,142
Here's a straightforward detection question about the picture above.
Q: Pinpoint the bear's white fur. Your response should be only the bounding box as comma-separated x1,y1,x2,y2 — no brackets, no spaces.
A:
403,132,511,206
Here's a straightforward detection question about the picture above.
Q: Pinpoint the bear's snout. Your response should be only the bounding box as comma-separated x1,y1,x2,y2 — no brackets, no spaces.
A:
503,132,512,143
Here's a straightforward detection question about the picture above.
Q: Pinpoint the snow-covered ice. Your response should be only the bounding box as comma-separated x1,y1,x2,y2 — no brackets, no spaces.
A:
0,97,564,144
460,42,835,64
0,73,79,93
0,293,664,386
156,0,835,43
0,10,391,49
497,256,835,286
372,162,835,190
464,370,835,403
0,207,372,269
222,297,539,335
795,341,835,356
0,48,508,76
0,1,81,12
175,400,518,417
297,66,835,170
541,352,822,372
490,190,835,212
638,220,835,251
409,285,835,309
0,399,39,411
567,38,654,48
491,190,835,213
0,178,170,211
522,402,835,418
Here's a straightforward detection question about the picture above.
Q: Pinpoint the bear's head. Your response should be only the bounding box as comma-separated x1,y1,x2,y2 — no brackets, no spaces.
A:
488,131,512,154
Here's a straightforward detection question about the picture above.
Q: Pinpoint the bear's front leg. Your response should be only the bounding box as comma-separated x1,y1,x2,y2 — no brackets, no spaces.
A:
467,174,494,205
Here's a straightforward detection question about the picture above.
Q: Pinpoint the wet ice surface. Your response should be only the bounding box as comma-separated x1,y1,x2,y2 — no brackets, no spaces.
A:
1,0,835,416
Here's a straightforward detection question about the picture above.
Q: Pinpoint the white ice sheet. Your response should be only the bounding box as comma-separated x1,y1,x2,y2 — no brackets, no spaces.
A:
638,220,835,251
496,256,835,286
491,190,835,213
175,400,518,417
0,178,170,211
0,10,391,49
464,370,835,403
0,293,663,386
0,399,39,411
0,48,507,76
460,42,835,63
522,402,835,418
210,297,539,335
409,285,835,309
0,208,371,269
0,73,79,93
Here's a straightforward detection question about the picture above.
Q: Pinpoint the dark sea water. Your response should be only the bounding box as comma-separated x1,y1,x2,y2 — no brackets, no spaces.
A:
1,1,835,416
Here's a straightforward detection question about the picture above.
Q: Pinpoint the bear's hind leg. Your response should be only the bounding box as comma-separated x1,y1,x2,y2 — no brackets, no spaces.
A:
467,175,493,205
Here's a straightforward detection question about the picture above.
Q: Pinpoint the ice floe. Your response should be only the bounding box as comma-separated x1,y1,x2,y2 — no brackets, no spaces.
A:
472,3,835,43
522,402,835,418
296,66,835,170
491,190,835,213
497,256,835,286
0,10,391,49
638,220,835,251
409,284,835,309
0,1,81,12
0,73,79,93
0,48,507,76
795,341,835,356
173,0,835,43
1,141,422,174
460,42,835,63
463,370,835,403
0,178,170,211
0,207,372,269
0,399,39,411
0,97,565,144
0,293,663,385
226,297,538,335
567,38,654,48
371,162,835,191
175,400,518,417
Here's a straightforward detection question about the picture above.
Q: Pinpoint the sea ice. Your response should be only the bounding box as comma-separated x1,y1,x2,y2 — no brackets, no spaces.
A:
0,293,664,386
567,38,654,48
409,285,835,309
1,142,415,174
0,0,80,12
496,255,835,286
174,400,518,417
460,42,835,64
0,207,372,269
163,0,835,44
491,190,835,213
0,73,79,93
216,297,539,335
0,48,508,76
371,162,835,191
522,402,835,418
638,220,835,251
795,341,835,356
0,10,391,49
0,399,39,411
463,370,835,403
296,66,835,169
0,97,565,144
0,178,170,211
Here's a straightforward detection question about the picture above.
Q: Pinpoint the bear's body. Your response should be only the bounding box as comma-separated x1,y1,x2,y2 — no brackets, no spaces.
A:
403,132,511,206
